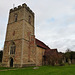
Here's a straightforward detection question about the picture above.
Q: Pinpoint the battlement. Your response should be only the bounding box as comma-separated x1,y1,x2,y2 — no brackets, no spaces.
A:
10,3,34,15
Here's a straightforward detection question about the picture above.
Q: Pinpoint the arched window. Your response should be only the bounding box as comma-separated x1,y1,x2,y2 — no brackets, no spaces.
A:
10,41,16,54
28,16,31,24
14,14,18,22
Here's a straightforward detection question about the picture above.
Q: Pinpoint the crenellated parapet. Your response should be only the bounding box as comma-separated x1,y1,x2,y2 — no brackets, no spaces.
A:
10,3,34,15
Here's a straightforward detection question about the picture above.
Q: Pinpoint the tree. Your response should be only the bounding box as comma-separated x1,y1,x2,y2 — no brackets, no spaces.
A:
64,49,75,64
44,50,59,66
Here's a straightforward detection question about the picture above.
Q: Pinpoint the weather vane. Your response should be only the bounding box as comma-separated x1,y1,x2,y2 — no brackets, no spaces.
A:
13,4,15,8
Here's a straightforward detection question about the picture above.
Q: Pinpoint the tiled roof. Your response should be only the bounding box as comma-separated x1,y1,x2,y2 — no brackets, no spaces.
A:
51,49,58,52
35,38,51,50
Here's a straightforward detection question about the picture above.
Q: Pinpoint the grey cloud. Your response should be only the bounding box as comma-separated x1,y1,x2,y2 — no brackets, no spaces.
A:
47,39,75,52
0,0,75,52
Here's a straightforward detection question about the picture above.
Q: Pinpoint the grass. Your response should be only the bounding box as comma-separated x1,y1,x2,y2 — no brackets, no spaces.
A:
0,64,75,75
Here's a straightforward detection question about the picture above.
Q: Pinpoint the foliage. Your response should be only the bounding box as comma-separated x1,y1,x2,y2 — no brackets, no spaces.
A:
64,49,75,63
44,50,63,66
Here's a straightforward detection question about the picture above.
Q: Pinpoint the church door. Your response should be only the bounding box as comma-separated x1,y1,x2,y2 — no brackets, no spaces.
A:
10,58,13,67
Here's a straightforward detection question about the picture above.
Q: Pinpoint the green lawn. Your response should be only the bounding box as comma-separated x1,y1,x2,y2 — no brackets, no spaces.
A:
0,65,75,75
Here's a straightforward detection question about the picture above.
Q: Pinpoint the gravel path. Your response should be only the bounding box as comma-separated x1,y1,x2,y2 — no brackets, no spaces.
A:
0,69,18,71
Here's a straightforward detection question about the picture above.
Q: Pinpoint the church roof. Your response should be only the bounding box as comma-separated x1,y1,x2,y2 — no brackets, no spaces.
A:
51,49,58,52
35,38,51,50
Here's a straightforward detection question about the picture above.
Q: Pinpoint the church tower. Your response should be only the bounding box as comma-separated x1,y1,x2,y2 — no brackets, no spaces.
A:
2,3,36,67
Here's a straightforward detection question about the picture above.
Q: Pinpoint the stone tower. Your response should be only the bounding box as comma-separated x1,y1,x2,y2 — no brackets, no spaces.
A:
2,3,36,67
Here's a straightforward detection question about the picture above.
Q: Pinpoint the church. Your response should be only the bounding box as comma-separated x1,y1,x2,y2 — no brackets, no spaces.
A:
2,3,58,67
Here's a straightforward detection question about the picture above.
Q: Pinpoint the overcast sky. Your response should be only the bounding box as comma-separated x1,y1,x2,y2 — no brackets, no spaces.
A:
0,0,75,52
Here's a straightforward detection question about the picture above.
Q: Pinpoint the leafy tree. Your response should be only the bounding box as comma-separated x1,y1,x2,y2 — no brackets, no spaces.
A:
64,49,75,64
44,50,59,66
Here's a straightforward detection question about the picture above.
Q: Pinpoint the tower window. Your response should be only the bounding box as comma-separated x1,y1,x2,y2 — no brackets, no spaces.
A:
14,14,18,22
28,16,31,24
10,41,16,54
13,31,15,36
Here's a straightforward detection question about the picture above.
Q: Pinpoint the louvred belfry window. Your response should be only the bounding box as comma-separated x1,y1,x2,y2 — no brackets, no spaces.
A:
28,16,31,24
14,14,18,22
